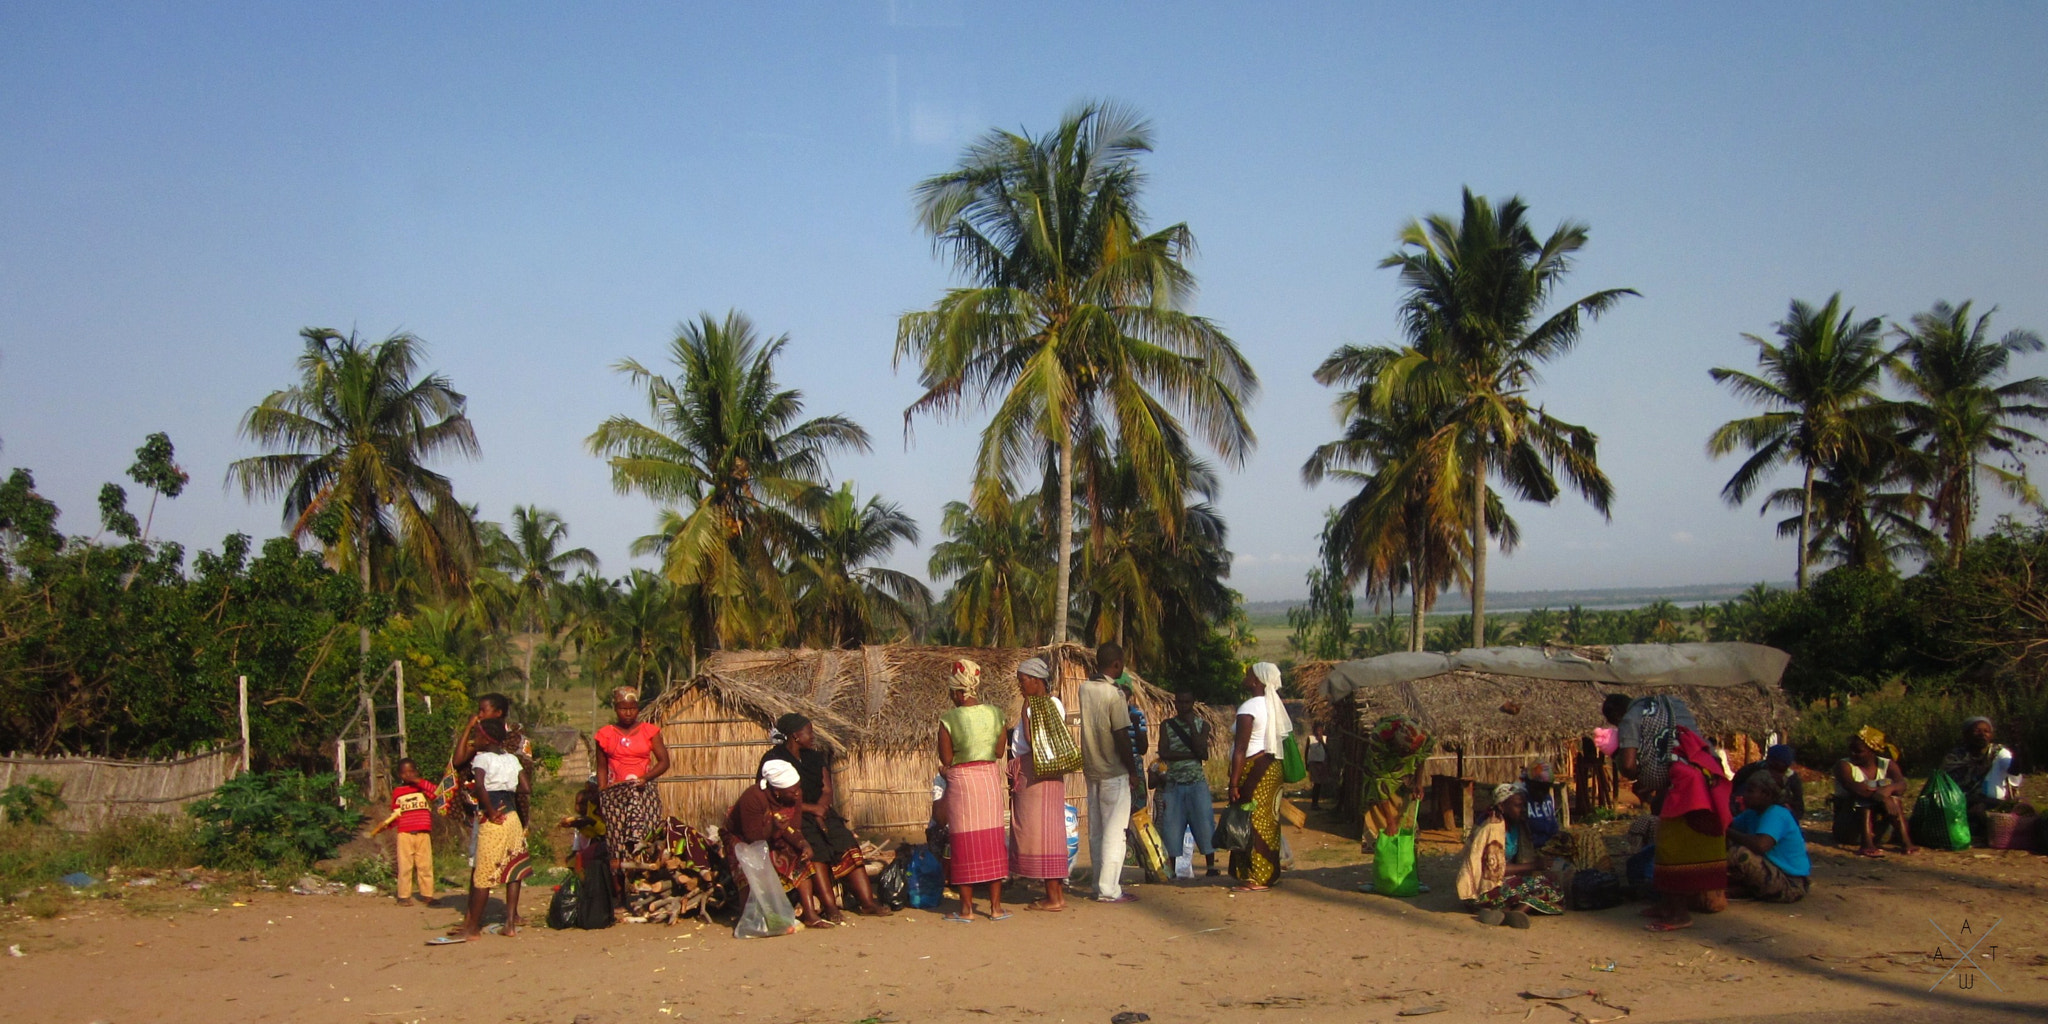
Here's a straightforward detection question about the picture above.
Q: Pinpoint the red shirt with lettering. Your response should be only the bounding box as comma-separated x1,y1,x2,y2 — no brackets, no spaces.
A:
390,779,438,833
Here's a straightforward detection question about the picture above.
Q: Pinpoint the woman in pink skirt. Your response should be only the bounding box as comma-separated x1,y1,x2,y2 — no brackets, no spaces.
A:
1010,656,1070,912
938,659,1011,921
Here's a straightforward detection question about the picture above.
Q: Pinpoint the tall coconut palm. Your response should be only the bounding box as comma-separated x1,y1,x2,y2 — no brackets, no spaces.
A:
589,311,869,652
1760,440,1931,572
1074,447,1235,668
1709,295,1892,589
1368,190,1631,644
1891,301,2048,565
229,328,481,734
787,483,933,647
896,101,1258,642
490,505,598,701
927,488,1054,646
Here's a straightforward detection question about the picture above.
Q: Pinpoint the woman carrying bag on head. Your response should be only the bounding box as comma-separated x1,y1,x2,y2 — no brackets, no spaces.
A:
1011,656,1074,912
1227,663,1294,892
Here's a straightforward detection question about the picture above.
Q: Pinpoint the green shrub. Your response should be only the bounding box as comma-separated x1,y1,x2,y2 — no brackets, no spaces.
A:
1790,684,2048,776
325,854,395,889
0,776,66,825
186,771,362,870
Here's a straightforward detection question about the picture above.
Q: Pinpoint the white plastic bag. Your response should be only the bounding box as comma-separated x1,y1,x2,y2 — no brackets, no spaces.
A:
1174,826,1195,879
731,840,798,939
1064,802,1080,876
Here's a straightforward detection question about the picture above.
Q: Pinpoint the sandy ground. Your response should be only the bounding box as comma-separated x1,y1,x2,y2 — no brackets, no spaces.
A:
4,820,2044,1024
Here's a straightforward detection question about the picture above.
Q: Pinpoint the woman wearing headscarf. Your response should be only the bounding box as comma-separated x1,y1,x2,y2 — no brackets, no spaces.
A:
1011,656,1071,911
760,713,891,919
937,658,1010,921
1834,726,1914,857
1600,691,1731,932
593,687,670,858
1940,717,2020,840
1454,782,1564,928
723,759,830,928
1228,663,1293,892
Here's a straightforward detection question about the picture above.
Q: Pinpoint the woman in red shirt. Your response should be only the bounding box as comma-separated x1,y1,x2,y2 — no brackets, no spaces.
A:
594,687,670,858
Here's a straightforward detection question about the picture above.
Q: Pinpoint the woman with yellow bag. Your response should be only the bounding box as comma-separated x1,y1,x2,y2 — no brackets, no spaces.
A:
1011,657,1072,912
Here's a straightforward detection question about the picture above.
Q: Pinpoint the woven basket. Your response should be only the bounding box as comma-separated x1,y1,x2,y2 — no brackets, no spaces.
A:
1987,810,2037,851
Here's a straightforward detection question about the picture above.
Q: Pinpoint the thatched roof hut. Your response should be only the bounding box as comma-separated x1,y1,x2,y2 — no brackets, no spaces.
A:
1311,643,1798,830
643,643,1174,837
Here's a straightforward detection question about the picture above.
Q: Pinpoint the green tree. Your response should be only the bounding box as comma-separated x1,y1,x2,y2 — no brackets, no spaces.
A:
1709,295,1891,590
1891,301,2048,566
896,101,1258,641
1074,448,1235,673
229,328,481,730
788,483,932,648
490,505,598,701
126,432,189,546
927,488,1053,647
1759,441,1929,572
589,311,869,652
1366,189,1630,645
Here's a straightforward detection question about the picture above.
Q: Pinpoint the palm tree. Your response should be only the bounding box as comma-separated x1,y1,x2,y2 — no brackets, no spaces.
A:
1709,295,1892,589
589,311,869,651
1759,441,1930,571
1892,301,2048,565
1367,189,1631,645
896,101,1258,642
597,570,689,702
229,328,481,738
1073,447,1235,669
1308,343,1521,651
490,505,598,702
927,488,1054,647
787,484,933,647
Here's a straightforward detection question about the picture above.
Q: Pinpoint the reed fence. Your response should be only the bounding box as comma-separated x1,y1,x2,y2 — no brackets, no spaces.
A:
0,744,244,832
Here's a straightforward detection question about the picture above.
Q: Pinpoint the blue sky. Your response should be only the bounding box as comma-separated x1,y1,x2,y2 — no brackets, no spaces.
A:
3,3,2045,601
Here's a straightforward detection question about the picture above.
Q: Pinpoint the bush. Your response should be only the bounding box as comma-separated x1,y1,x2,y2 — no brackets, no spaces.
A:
0,776,66,825
186,771,362,870
1789,683,2048,777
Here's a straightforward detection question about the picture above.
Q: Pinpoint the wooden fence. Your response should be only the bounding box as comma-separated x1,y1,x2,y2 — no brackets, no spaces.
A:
0,745,244,832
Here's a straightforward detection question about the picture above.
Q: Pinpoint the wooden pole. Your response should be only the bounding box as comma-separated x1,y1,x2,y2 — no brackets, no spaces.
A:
395,660,407,759
237,675,251,773
335,739,347,807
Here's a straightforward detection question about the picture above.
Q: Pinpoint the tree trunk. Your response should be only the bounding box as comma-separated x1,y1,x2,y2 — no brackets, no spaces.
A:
1053,429,1075,643
1797,463,1815,591
1470,451,1488,648
1950,463,1971,568
523,606,536,706
1408,580,1425,653
357,523,376,795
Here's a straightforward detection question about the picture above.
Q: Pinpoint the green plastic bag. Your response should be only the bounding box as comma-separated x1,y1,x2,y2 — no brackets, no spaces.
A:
1910,771,1973,851
1373,824,1420,897
1281,733,1309,784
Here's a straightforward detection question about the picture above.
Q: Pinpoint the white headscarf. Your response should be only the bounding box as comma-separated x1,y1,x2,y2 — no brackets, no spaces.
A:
1016,656,1051,680
1251,662,1293,756
759,760,801,791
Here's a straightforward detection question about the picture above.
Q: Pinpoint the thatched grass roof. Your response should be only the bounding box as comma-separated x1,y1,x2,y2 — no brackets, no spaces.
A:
645,643,1175,754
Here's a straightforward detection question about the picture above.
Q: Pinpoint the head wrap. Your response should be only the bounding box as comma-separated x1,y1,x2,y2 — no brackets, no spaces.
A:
1017,656,1051,680
1523,763,1553,785
1765,743,1795,766
1856,725,1898,760
1493,781,1526,805
769,712,810,743
1963,716,1992,730
949,659,982,696
610,686,640,707
759,760,801,791
1250,662,1294,756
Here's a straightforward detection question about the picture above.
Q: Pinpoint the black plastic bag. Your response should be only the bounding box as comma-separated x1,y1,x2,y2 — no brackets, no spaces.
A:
547,879,580,929
1216,802,1255,853
1568,869,1624,911
874,855,910,910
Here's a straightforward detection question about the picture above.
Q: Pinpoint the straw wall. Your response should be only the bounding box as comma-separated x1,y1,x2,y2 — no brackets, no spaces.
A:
0,745,243,832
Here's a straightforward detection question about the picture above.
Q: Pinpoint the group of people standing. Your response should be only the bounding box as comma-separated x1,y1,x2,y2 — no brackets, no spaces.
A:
925,645,1300,922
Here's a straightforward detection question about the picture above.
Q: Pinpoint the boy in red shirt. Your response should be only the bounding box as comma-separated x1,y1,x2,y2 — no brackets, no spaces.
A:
371,758,439,905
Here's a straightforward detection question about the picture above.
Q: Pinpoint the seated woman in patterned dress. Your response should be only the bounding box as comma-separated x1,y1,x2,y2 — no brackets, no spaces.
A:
1455,783,1565,929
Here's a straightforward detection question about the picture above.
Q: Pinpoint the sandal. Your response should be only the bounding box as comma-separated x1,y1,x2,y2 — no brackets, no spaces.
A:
1646,919,1693,932
942,912,976,923
425,935,471,945
1229,885,1271,893
986,911,1013,921
1026,901,1065,912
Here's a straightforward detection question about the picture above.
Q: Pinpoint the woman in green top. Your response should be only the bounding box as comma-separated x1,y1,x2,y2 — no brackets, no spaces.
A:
937,658,1010,920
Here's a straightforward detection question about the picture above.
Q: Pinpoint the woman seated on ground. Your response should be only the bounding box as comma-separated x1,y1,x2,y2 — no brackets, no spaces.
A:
1833,727,1915,857
1731,745,1805,819
723,760,831,929
1940,717,2022,841
1726,773,1811,904
759,713,890,919
1455,783,1565,928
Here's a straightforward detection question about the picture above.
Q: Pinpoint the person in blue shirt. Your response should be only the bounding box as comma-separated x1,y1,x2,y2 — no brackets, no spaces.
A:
1726,771,1810,903
1520,762,1562,849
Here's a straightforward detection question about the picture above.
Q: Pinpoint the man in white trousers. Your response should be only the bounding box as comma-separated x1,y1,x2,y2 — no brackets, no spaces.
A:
1080,642,1145,903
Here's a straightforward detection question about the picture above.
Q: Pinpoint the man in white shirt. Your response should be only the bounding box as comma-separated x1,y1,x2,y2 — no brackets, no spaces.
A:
1079,642,1144,903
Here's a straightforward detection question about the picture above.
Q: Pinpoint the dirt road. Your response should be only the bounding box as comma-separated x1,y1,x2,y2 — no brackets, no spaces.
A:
4,825,2042,1024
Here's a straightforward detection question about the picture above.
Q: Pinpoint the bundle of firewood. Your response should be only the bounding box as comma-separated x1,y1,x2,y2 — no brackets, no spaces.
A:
618,847,728,925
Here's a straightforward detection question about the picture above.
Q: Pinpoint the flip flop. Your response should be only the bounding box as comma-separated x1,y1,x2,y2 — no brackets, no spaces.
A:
425,935,470,946
942,912,976,923
481,923,504,935
986,911,1014,921
1229,886,1271,893
1026,901,1065,912
1646,920,1693,933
